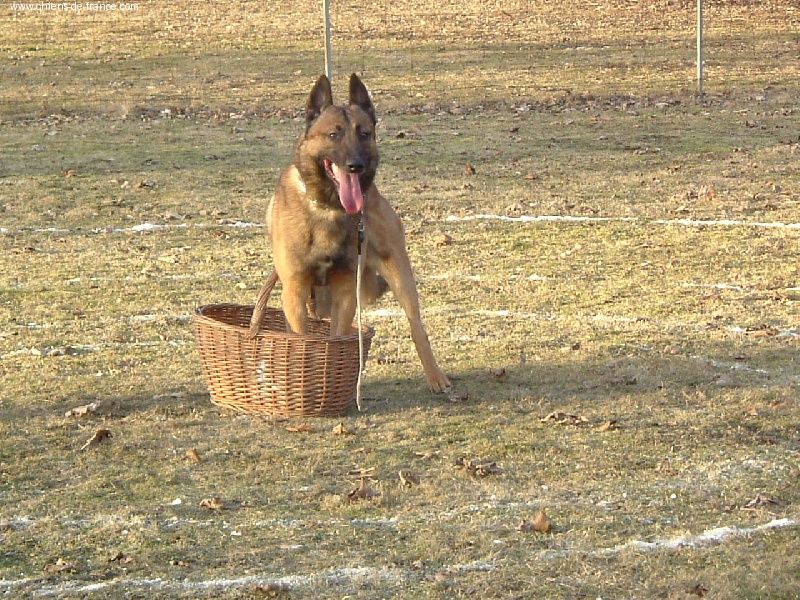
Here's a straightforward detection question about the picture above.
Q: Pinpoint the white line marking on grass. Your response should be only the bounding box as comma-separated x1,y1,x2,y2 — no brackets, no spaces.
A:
24,567,409,597
681,282,748,293
4,518,794,597
123,221,263,233
445,214,800,229
5,214,799,238
447,214,635,225
595,517,797,555
1,221,265,236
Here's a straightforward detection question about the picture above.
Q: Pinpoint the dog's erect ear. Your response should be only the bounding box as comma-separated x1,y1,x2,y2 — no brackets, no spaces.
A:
349,73,376,124
306,75,333,129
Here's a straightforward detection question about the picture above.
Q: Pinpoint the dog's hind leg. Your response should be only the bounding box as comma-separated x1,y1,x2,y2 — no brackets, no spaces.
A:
306,288,320,319
310,286,332,319
327,270,358,337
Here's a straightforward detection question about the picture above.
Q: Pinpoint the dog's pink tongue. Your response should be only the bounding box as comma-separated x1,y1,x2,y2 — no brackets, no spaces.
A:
334,165,364,215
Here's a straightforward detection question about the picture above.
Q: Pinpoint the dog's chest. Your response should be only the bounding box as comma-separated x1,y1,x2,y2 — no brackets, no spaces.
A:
306,211,357,284
272,165,359,284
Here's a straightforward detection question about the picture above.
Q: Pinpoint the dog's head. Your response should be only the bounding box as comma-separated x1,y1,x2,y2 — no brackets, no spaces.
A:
295,74,379,215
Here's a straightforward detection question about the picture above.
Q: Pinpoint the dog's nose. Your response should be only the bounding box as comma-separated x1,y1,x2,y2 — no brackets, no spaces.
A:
346,159,365,174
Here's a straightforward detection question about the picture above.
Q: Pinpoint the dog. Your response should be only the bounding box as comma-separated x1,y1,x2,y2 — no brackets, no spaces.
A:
248,73,451,394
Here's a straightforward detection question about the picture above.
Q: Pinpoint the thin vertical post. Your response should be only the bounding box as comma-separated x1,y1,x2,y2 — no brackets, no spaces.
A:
697,0,704,94
323,0,333,83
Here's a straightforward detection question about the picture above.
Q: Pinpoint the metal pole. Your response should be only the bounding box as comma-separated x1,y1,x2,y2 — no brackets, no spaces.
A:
323,0,333,83
697,0,704,94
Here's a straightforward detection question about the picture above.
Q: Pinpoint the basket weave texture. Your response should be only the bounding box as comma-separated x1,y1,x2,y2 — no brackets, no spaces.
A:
194,303,374,417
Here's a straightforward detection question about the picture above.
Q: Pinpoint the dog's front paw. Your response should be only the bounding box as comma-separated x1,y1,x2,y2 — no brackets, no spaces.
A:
427,371,452,394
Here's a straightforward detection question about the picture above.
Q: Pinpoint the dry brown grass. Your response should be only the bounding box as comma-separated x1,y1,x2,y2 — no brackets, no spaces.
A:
1,1,798,598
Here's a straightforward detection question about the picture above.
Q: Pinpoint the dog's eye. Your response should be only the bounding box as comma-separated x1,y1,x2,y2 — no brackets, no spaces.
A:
359,128,372,139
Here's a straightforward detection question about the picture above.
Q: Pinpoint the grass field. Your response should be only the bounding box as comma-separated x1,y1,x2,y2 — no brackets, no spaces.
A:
1,1,798,598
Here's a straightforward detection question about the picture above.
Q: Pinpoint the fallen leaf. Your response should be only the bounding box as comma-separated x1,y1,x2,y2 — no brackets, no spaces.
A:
531,510,552,533
697,184,716,201
455,457,504,477
108,551,133,564
348,478,381,502
251,582,291,596
332,422,355,436
426,569,455,584
186,448,202,463
540,412,589,426
742,494,780,511
598,420,619,432
447,392,469,403
436,233,454,246
399,470,420,487
715,374,738,388
489,367,507,380
43,558,78,573
347,467,376,478
152,391,188,400
41,346,68,357
286,423,314,433
199,497,226,510
745,324,779,337
610,374,638,386
414,450,440,460
81,429,112,450
64,402,100,418
688,583,709,597
769,396,792,410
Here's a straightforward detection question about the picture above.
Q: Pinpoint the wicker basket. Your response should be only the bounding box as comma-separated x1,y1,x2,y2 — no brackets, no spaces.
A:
194,278,374,417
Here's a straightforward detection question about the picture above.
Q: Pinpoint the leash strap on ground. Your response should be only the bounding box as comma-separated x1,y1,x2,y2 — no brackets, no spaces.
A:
356,213,366,412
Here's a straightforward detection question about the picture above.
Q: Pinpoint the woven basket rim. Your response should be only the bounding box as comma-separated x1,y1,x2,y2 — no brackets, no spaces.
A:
195,303,375,342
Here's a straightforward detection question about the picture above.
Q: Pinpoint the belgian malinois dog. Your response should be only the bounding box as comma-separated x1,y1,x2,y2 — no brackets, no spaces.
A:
248,74,451,393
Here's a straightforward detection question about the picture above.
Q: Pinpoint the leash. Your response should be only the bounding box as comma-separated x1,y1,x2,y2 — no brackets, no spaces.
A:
355,212,366,411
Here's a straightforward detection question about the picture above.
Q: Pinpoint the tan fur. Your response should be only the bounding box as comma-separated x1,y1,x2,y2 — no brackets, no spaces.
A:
249,74,451,393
